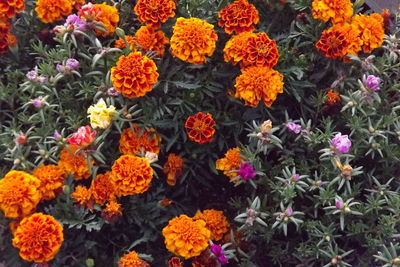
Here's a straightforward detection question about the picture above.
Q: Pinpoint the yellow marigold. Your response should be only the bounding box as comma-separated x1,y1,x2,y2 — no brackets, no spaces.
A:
90,171,116,205
312,0,353,24
170,17,218,64
93,3,119,37
0,18,17,54
0,170,41,219
58,145,94,180
118,250,150,267
102,200,123,223
33,164,67,201
216,147,243,182
71,185,92,206
35,0,73,23
0,0,25,18
234,66,284,107
193,209,230,241
163,153,184,186
162,215,211,259
111,51,159,98
218,0,259,34
12,213,63,263
87,98,117,129
119,124,162,155
241,32,280,68
352,13,385,53
135,25,169,57
223,32,254,65
134,0,176,29
111,155,153,196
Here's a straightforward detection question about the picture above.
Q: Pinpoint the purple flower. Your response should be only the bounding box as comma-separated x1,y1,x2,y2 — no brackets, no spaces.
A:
331,133,352,153
286,122,301,134
335,200,343,209
364,75,381,91
37,76,47,83
285,207,293,216
65,14,87,31
26,70,38,81
291,173,300,182
238,163,256,180
107,87,120,96
66,58,79,69
53,131,62,140
56,64,65,73
31,97,46,108
210,244,228,264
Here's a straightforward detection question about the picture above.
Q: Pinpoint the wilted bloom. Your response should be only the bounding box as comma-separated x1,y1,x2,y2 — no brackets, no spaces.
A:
210,244,228,264
335,200,343,209
285,207,293,216
67,125,96,148
331,133,352,153
145,151,158,164
364,75,381,91
245,208,259,226
341,164,353,180
168,257,183,267
238,163,256,180
286,122,301,134
261,120,272,133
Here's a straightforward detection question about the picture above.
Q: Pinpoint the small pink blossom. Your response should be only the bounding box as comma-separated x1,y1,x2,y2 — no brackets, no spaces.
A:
67,126,96,148
331,133,352,153
286,122,301,134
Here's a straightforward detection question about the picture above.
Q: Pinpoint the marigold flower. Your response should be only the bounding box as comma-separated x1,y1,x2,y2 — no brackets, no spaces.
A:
118,250,150,267
119,124,162,155
111,51,159,98
325,89,340,105
193,209,230,241
92,3,119,37
134,0,176,29
241,32,280,68
0,18,17,54
35,0,73,23
71,185,92,207
115,35,136,49
90,171,116,205
218,0,259,34
352,13,384,53
58,145,94,180
87,98,116,129
223,32,254,65
185,112,216,144
67,125,96,148
12,213,63,263
168,257,183,267
312,0,353,24
162,215,211,259
134,25,169,57
0,0,25,18
0,170,41,219
111,155,153,196
170,17,218,64
163,153,184,186
102,200,123,223
33,164,67,201
216,147,243,183
234,66,284,107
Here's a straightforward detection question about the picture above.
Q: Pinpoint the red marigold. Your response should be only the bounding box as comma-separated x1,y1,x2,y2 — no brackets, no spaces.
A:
312,0,353,24
102,200,123,223
185,112,216,144
352,13,385,53
234,66,284,107
90,171,116,205
223,32,254,65
0,18,17,54
218,0,259,34
170,17,218,64
325,89,341,105
193,209,230,241
118,250,150,267
111,51,159,98
216,147,243,183
119,124,162,155
35,0,73,23
163,153,184,186
33,164,67,201
12,213,63,263
93,3,119,37
58,145,94,180
134,0,176,29
111,155,153,196
168,257,183,267
0,0,25,18
241,32,280,68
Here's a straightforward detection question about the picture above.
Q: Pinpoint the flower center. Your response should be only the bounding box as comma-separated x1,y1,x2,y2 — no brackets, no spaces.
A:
192,119,206,131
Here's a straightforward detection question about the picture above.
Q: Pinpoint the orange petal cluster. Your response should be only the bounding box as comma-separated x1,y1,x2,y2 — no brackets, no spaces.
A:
241,32,280,68
0,18,17,54
12,213,64,263
118,250,150,267
163,153,184,186
115,35,136,49
162,215,211,259
352,13,385,53
35,0,73,23
218,0,259,34
111,155,153,196
119,124,162,155
223,32,254,65
185,112,216,144
0,170,41,219
216,147,243,183
111,51,159,98
325,89,340,105
90,171,116,205
93,3,119,37
312,0,353,24
193,209,230,241
102,200,123,218
33,164,67,201
71,185,92,208
170,17,218,64
0,0,25,18
234,66,284,107
58,145,94,180
134,0,176,29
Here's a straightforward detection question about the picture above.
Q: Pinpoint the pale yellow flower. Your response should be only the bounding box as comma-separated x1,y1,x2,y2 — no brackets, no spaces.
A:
87,99,116,129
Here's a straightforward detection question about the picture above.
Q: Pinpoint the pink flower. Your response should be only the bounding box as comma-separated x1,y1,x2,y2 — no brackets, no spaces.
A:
335,200,343,209
364,75,381,91
331,133,352,154
67,126,96,148
286,122,301,134
238,163,256,180
210,244,228,264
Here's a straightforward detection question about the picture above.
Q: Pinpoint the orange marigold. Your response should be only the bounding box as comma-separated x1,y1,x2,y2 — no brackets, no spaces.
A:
12,213,63,263
0,0,25,18
162,215,211,259
223,32,254,65
71,185,92,207
170,17,218,64
111,51,159,98
135,25,169,57
325,89,340,105
0,170,41,219
118,250,150,267
168,257,183,267
193,209,230,241
35,0,73,23
163,153,184,186
111,155,153,196
33,164,67,201
119,124,162,155
241,32,280,68
234,66,284,107
352,13,385,53
90,171,116,205
134,0,176,29
216,147,243,182
115,35,136,49
185,112,216,144
312,0,353,24
218,0,259,34
93,3,119,37
102,200,123,223
58,145,93,180
0,18,17,54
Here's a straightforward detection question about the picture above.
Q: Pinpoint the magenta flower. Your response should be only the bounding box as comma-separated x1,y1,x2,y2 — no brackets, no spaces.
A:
335,200,343,209
65,14,87,31
286,122,301,134
364,75,381,91
285,207,293,216
31,97,46,108
238,163,256,180
26,70,38,81
331,133,352,153
210,244,229,264
66,58,80,69
291,173,300,182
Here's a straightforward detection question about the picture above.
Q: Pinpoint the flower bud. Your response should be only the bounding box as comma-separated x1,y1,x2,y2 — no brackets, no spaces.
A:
15,132,27,145
14,158,21,165
63,185,71,194
145,151,158,164
39,149,46,156
344,206,351,213
115,27,126,39
392,257,400,265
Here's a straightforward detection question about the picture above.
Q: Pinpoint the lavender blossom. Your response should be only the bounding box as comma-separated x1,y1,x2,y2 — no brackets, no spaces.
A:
26,70,38,81
65,14,87,31
286,122,301,134
331,133,352,154
364,75,381,91
66,58,80,69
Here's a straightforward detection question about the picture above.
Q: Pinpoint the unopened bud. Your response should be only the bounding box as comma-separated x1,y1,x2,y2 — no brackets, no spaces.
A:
63,185,71,194
344,206,351,213
86,258,95,267
125,113,132,119
331,258,338,265
39,149,46,156
368,126,375,133
14,158,21,165
325,235,330,241
115,27,125,39
392,257,400,265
